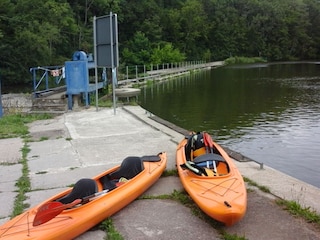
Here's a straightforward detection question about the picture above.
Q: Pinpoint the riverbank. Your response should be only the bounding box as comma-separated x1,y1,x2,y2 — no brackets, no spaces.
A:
139,61,320,189
1,106,320,239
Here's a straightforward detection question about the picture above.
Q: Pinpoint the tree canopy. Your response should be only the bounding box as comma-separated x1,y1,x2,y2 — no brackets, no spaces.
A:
1,0,320,86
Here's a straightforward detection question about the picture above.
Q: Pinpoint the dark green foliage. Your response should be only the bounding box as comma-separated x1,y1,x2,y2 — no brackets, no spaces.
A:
1,0,320,88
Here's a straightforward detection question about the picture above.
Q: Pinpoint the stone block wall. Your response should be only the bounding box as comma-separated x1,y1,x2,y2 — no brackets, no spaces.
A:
1,94,32,114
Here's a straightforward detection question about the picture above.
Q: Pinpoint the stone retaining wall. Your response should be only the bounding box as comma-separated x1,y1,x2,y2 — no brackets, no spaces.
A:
1,93,32,114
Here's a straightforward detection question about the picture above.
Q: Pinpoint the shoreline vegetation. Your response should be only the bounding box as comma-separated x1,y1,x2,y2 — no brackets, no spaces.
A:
224,56,267,65
2,0,320,89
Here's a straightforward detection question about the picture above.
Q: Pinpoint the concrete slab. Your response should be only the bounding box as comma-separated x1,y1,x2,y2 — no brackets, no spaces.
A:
75,230,106,240
233,160,320,213
112,199,221,240
223,189,320,240
0,138,23,164
0,192,17,218
29,165,104,190
0,164,21,218
27,115,69,141
28,147,79,174
143,176,184,196
28,138,74,158
0,164,22,191
63,108,178,170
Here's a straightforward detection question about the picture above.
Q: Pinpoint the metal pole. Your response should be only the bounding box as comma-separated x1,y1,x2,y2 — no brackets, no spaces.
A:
110,12,116,115
93,16,99,112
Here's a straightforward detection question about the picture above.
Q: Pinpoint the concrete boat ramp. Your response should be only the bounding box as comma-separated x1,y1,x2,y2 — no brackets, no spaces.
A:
0,106,320,239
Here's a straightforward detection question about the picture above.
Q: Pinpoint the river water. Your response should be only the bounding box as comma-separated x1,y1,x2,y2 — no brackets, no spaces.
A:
140,62,320,188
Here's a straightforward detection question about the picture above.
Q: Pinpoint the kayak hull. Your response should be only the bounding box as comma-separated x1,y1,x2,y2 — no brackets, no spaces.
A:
0,152,167,239
176,137,247,226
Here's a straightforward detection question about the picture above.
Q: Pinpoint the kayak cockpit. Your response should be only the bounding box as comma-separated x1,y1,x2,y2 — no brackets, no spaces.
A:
57,155,161,204
193,153,230,176
180,156,230,177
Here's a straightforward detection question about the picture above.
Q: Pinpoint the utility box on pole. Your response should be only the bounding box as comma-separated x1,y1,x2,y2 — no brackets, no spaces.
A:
95,13,119,68
93,13,119,114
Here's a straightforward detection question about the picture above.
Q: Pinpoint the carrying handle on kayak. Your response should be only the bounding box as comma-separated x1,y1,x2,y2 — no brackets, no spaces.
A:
33,189,109,226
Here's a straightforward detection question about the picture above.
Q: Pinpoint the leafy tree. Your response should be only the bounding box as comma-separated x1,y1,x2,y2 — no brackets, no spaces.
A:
151,43,186,65
0,0,15,83
121,31,152,66
179,0,210,59
66,0,118,52
303,0,320,58
119,0,162,44
207,0,252,60
1,0,78,84
1,0,320,88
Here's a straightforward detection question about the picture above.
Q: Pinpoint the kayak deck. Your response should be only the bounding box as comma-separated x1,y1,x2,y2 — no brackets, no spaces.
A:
0,152,167,240
176,134,247,226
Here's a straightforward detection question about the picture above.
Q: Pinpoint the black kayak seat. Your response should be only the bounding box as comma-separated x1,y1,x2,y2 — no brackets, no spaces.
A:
193,153,225,164
108,156,144,179
193,153,230,175
57,178,97,204
57,155,161,204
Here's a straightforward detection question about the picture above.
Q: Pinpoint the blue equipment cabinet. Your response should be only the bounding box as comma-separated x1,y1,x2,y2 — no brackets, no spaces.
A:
65,51,90,110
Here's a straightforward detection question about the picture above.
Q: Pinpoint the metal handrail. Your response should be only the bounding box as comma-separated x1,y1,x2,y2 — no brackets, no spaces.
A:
30,66,64,97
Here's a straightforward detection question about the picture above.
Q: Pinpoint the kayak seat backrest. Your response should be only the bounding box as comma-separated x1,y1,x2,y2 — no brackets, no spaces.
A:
194,153,230,175
109,156,144,180
185,132,205,160
57,178,97,204
193,153,225,163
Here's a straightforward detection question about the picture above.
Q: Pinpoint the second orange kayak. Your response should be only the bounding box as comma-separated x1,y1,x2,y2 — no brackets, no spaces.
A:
176,132,246,226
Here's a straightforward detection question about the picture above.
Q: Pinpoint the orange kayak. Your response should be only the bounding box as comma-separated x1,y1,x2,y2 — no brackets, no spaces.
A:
176,132,246,226
0,152,167,239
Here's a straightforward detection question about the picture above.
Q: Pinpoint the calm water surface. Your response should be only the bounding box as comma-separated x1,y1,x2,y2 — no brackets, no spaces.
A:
140,62,320,188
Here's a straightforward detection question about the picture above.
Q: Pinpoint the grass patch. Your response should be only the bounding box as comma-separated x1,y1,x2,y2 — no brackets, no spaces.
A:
97,99,114,108
0,113,53,139
276,199,320,225
161,169,178,177
39,136,49,141
222,232,247,240
12,144,31,217
99,218,124,240
243,176,271,193
225,56,267,65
